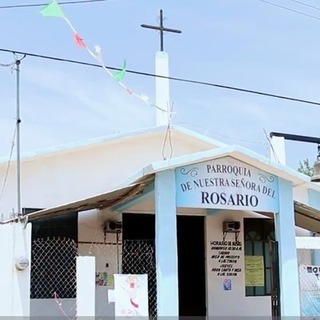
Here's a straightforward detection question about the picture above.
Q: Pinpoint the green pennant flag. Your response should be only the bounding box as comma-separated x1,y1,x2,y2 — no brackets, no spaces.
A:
40,1,64,18
113,60,127,82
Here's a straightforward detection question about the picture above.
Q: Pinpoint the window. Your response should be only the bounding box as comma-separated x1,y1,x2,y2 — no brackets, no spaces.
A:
244,218,275,296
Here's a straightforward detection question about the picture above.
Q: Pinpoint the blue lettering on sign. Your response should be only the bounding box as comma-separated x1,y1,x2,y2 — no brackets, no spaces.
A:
201,192,258,207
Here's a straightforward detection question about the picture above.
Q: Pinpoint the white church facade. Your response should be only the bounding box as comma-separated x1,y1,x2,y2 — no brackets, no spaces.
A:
1,13,320,317
1,124,320,317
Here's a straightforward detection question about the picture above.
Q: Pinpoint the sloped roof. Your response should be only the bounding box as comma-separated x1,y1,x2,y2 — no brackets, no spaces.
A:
21,184,320,233
10,184,146,222
119,144,310,188
0,125,226,165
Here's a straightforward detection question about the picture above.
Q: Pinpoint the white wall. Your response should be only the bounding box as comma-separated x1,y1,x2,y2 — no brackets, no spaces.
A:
206,211,272,317
0,222,32,316
78,209,121,317
293,185,309,205
30,299,76,317
0,130,216,219
77,205,307,317
77,256,95,316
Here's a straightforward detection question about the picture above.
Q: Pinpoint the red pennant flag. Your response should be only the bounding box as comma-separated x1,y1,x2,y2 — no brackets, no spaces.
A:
73,33,86,48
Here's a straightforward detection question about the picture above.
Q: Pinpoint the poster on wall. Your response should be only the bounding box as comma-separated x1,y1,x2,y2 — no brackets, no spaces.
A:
245,256,264,286
210,239,242,277
114,274,149,317
299,265,320,317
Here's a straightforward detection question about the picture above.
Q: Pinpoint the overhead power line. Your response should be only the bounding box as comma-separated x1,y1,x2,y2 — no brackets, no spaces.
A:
0,47,320,107
0,0,108,10
256,0,320,21
287,0,320,12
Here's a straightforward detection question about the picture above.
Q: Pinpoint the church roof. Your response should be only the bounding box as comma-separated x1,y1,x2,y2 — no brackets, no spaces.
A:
119,144,310,188
0,125,226,165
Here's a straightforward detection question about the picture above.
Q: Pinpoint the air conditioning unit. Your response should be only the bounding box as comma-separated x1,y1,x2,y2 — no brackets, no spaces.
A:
104,221,122,233
223,221,241,233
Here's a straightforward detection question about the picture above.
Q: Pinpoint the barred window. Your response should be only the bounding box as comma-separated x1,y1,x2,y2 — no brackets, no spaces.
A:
244,218,275,296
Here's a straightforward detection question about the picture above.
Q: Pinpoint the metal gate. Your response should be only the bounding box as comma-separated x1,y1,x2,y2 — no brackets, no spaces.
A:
79,238,157,317
30,237,78,319
122,240,157,317
270,240,281,319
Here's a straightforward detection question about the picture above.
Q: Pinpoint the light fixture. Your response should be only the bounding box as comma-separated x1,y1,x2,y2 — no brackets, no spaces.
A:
311,144,320,182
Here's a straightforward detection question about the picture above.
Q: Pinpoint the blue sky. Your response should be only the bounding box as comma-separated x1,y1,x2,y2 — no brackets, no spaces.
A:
0,0,319,170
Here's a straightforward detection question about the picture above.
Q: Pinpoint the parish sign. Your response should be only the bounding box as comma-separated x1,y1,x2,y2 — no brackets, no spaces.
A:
175,156,279,212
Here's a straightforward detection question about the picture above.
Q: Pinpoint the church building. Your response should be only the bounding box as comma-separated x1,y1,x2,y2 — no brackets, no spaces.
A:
1,10,320,319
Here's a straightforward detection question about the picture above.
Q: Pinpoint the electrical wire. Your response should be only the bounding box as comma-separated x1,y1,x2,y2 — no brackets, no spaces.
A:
263,128,280,163
175,121,267,145
0,61,16,68
161,102,174,160
53,292,75,320
0,0,108,10
0,56,20,207
0,48,319,107
0,126,17,205
256,0,320,21
287,0,320,12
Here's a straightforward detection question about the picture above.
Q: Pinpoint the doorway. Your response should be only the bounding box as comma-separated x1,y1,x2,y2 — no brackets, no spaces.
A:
177,215,206,317
122,213,206,317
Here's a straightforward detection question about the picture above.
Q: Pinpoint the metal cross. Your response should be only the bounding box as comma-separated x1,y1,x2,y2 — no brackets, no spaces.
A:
141,9,182,51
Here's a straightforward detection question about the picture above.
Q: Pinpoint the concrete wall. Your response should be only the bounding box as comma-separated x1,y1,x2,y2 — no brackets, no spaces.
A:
206,210,271,317
294,185,309,205
0,222,32,316
0,130,216,219
78,209,121,317
76,205,309,317
30,299,76,317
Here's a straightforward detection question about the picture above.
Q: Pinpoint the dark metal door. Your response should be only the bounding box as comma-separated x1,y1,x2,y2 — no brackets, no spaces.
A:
270,240,281,319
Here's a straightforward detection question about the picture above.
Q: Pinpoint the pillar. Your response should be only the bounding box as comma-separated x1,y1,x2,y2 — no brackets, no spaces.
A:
155,170,179,316
155,51,170,126
270,136,286,164
274,178,300,316
76,256,95,317
0,222,32,316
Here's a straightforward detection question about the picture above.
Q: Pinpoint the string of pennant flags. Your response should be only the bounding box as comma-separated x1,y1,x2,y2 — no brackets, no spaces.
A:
40,0,168,113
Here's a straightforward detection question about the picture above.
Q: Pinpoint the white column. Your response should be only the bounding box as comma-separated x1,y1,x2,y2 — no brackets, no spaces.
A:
275,178,300,316
76,256,96,317
0,222,32,316
155,51,170,126
270,136,286,165
155,170,179,316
